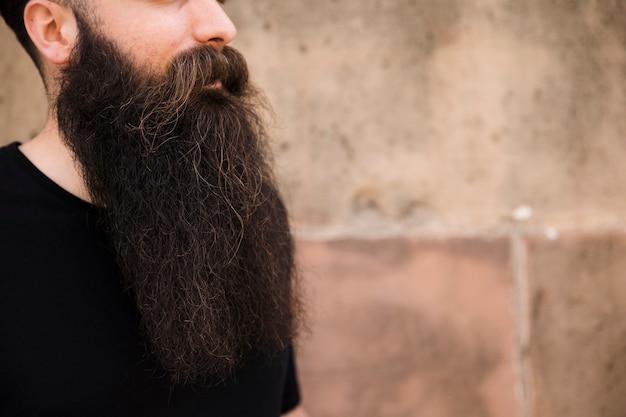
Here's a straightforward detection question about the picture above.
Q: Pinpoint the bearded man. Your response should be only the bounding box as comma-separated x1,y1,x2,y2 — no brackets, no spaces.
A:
0,1,308,416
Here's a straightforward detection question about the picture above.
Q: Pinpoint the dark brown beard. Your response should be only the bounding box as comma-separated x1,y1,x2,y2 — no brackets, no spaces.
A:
55,15,301,384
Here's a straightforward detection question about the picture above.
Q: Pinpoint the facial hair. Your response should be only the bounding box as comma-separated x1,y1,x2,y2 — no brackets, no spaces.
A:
55,16,301,384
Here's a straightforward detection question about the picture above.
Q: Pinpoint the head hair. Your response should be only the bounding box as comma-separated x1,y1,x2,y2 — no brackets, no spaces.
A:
0,0,40,65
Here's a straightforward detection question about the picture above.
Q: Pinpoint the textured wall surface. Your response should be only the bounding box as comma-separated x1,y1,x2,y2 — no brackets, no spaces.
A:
225,0,626,233
2,0,626,416
296,238,517,417
0,22,46,145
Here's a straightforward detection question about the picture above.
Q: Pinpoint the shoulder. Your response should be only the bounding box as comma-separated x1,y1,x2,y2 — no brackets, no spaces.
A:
0,142,26,193
0,141,22,164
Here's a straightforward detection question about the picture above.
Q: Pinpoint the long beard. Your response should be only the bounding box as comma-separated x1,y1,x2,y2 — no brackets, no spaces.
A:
55,18,301,384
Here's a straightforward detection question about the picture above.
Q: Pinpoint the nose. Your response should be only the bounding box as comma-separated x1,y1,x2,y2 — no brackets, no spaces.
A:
191,0,237,49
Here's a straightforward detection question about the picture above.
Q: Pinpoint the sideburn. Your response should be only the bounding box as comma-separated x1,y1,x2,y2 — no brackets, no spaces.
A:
56,18,302,384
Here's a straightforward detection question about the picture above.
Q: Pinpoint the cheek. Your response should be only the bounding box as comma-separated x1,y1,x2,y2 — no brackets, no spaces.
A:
104,17,190,72
117,39,178,74
137,36,186,71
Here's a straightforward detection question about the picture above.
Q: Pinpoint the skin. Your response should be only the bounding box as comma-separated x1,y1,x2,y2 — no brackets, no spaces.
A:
18,1,311,415
93,0,237,72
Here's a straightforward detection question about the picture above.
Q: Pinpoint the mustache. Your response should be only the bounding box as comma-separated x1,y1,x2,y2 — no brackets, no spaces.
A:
158,45,251,101
122,45,253,143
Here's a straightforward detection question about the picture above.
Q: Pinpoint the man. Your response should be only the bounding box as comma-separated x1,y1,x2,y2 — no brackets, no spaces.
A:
0,1,308,416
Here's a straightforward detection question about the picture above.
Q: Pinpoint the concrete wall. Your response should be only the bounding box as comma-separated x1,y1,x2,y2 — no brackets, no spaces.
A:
2,1,626,416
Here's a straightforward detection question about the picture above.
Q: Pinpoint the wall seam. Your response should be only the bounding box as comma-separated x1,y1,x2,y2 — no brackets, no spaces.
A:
512,231,531,417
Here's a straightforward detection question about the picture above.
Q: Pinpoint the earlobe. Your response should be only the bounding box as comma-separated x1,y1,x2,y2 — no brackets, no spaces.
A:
24,0,78,65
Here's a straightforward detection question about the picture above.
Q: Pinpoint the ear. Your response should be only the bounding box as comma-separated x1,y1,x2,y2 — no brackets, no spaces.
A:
23,0,79,65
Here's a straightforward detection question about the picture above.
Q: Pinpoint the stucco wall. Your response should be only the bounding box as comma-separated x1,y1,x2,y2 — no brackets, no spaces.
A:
2,1,626,416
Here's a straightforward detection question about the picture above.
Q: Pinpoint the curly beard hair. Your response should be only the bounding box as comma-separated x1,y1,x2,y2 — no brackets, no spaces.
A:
55,15,302,384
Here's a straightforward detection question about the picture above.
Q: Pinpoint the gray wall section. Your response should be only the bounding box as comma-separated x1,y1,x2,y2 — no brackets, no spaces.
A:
224,0,626,233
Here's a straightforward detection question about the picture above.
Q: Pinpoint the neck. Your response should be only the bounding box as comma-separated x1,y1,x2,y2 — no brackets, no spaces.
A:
19,116,91,202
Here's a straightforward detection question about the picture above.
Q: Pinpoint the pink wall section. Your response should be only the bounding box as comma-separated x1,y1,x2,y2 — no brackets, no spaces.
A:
294,233,626,417
295,238,517,417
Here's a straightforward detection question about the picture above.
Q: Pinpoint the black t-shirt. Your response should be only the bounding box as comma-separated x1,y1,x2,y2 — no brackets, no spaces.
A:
0,142,300,416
